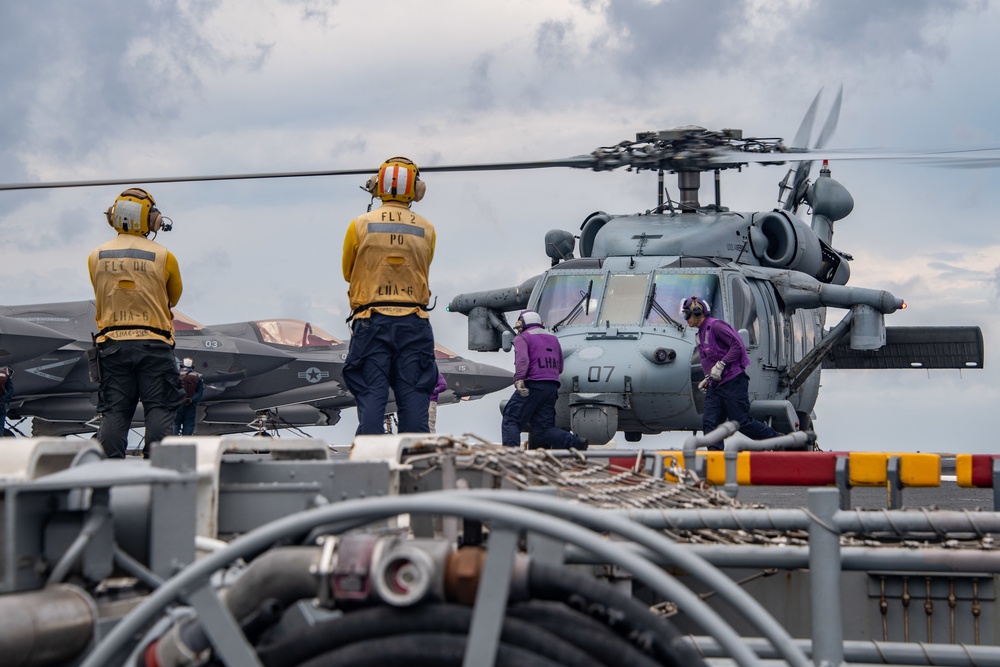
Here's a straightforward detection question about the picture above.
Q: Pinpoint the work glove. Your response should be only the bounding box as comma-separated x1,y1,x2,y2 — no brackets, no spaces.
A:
184,398,192,406
697,377,711,394
709,360,726,382
515,380,529,397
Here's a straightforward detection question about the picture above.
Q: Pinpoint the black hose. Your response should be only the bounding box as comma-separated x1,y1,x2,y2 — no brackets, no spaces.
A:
295,633,561,667
507,600,664,667
526,560,707,667
256,603,604,667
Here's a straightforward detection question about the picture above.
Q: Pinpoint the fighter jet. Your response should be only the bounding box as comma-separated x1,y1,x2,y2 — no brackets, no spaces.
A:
0,301,293,434
194,317,513,435
0,304,512,437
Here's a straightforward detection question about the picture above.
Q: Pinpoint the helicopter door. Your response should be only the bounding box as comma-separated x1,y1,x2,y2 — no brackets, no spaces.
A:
726,275,759,348
747,278,780,369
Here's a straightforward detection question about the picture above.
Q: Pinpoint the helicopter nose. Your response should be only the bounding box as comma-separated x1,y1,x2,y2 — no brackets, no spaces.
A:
561,336,700,444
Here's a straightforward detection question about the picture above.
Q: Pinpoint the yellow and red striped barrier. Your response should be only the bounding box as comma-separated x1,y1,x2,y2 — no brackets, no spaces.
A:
956,454,1000,488
654,450,941,488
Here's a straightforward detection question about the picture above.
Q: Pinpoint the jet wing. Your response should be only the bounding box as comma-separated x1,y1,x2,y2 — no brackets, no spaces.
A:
822,326,984,370
247,381,351,411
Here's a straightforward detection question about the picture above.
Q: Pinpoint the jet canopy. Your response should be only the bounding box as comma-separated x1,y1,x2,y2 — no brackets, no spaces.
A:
253,319,344,348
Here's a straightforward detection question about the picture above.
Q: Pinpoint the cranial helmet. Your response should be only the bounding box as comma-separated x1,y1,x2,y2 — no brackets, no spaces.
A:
364,157,425,203
515,310,542,331
106,188,163,236
181,358,194,370
680,296,710,320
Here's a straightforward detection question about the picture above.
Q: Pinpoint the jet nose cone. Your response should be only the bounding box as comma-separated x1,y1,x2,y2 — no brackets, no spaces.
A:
0,316,75,364
465,362,514,397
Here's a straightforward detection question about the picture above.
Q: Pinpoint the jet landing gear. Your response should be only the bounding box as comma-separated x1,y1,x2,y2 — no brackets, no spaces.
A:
247,410,312,438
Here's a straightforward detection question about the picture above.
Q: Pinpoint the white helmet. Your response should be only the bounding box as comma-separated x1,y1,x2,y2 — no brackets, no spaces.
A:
515,310,542,331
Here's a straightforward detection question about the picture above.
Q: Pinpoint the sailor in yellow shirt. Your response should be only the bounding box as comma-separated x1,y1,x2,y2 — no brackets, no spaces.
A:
342,157,438,434
88,188,185,458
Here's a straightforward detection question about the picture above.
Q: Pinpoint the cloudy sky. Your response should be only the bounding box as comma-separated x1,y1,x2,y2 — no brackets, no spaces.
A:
2,0,998,453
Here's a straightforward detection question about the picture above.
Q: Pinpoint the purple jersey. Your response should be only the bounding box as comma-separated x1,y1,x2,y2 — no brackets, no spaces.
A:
696,316,749,384
513,324,563,382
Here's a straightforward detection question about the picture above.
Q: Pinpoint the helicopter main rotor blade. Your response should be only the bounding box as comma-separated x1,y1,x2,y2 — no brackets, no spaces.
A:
6,136,1000,194
0,156,599,192
717,146,1000,165
420,156,598,173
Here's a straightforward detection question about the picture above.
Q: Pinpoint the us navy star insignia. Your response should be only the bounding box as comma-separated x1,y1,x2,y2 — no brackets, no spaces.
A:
298,367,329,383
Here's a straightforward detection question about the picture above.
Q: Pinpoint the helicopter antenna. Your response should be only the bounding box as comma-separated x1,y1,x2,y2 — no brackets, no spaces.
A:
734,237,750,264
663,182,676,214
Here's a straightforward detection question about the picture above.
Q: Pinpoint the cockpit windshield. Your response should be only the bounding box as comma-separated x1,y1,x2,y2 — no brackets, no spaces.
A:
601,274,651,325
646,273,721,325
253,319,344,347
536,271,723,330
434,343,460,360
535,273,604,329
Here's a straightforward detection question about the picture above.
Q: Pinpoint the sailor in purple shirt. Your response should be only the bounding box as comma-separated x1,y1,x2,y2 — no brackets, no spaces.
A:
683,296,780,450
501,310,588,449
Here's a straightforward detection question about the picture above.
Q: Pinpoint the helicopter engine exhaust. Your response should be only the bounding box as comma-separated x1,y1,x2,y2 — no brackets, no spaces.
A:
751,210,824,277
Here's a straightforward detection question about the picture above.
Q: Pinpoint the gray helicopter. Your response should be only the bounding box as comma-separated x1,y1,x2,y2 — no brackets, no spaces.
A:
446,90,985,445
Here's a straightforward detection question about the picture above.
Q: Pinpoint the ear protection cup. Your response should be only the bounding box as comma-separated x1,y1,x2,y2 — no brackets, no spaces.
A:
148,206,162,233
681,295,709,319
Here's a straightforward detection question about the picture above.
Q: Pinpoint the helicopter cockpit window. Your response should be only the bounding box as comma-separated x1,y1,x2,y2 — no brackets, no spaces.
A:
727,275,759,346
535,273,605,328
645,273,721,326
253,319,344,348
600,274,650,325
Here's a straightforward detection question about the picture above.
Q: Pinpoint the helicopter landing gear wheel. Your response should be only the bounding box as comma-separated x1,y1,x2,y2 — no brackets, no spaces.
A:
624,431,642,442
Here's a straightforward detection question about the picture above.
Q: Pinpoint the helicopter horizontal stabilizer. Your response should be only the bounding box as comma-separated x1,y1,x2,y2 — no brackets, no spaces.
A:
822,326,984,370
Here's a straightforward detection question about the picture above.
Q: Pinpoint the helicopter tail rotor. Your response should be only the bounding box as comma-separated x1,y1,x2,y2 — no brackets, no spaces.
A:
779,85,843,213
